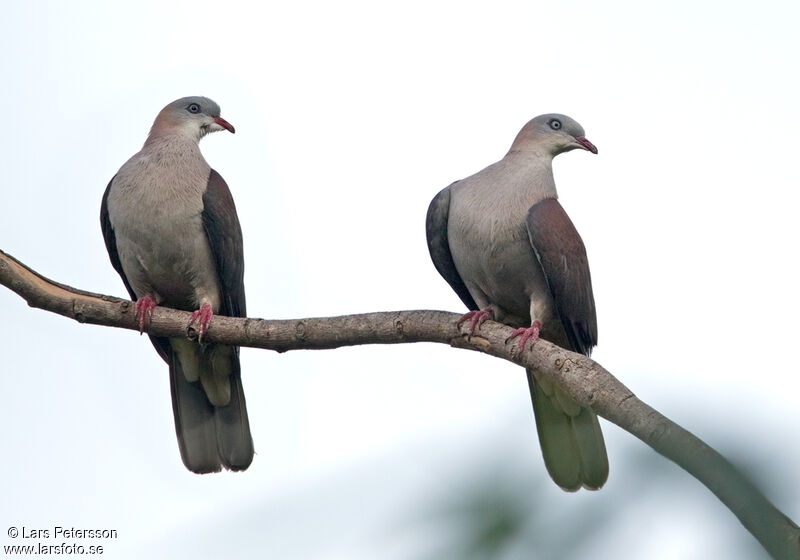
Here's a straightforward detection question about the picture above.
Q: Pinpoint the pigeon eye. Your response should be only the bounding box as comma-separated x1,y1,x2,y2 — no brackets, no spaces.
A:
187,103,201,114
549,119,562,130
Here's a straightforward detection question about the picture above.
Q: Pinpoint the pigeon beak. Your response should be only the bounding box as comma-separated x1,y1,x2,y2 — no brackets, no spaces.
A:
214,116,236,134
574,136,598,154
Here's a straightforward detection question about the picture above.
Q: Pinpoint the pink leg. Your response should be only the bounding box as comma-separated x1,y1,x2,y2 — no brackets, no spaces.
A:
188,303,214,341
134,295,156,333
505,321,541,352
457,307,494,336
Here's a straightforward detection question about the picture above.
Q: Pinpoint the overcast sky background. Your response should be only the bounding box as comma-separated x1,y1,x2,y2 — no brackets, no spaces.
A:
1,1,799,558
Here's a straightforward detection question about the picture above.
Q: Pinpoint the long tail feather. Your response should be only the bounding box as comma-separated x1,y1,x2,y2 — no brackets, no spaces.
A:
527,369,608,491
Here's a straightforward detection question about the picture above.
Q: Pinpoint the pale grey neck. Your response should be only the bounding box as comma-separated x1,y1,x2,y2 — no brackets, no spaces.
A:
500,150,558,203
140,134,207,165
113,133,210,205
144,126,204,149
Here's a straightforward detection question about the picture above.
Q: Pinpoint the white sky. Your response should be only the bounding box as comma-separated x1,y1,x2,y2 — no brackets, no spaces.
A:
1,1,799,558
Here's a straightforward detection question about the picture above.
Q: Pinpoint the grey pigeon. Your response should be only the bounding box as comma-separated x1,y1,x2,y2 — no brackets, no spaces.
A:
426,114,608,490
101,96,253,473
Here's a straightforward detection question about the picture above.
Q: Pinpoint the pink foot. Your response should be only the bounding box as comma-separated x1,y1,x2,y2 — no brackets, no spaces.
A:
457,307,494,336
134,295,156,333
505,321,541,352
188,303,214,341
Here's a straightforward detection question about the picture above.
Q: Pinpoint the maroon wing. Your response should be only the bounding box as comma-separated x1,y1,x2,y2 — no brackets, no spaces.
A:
525,198,597,356
201,169,246,319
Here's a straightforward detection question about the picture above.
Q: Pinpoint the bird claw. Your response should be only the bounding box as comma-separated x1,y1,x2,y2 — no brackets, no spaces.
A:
134,295,156,333
188,303,214,342
457,308,494,336
505,321,541,352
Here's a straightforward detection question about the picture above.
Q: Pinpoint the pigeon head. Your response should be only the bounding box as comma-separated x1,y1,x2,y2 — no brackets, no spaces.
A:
148,96,235,143
509,113,597,156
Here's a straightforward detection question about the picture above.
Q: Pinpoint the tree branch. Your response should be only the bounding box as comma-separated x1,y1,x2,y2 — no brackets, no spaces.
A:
1,248,798,559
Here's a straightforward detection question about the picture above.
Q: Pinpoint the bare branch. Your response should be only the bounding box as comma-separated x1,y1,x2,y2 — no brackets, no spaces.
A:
1,248,798,559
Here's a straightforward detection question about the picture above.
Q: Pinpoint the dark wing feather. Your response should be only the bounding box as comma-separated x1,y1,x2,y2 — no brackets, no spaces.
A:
101,175,172,362
525,198,597,356
202,169,246,319
426,183,478,311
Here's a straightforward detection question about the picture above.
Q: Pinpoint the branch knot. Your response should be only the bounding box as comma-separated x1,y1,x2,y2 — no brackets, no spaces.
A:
294,321,306,342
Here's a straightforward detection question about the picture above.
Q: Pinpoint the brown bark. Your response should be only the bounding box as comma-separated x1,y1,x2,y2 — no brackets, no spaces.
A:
1,248,798,559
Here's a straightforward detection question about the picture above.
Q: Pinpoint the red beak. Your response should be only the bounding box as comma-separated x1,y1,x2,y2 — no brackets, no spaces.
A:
575,136,597,154
214,116,235,134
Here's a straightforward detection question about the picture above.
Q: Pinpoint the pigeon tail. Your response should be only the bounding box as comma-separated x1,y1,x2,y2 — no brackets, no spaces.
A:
169,345,253,473
527,369,608,491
